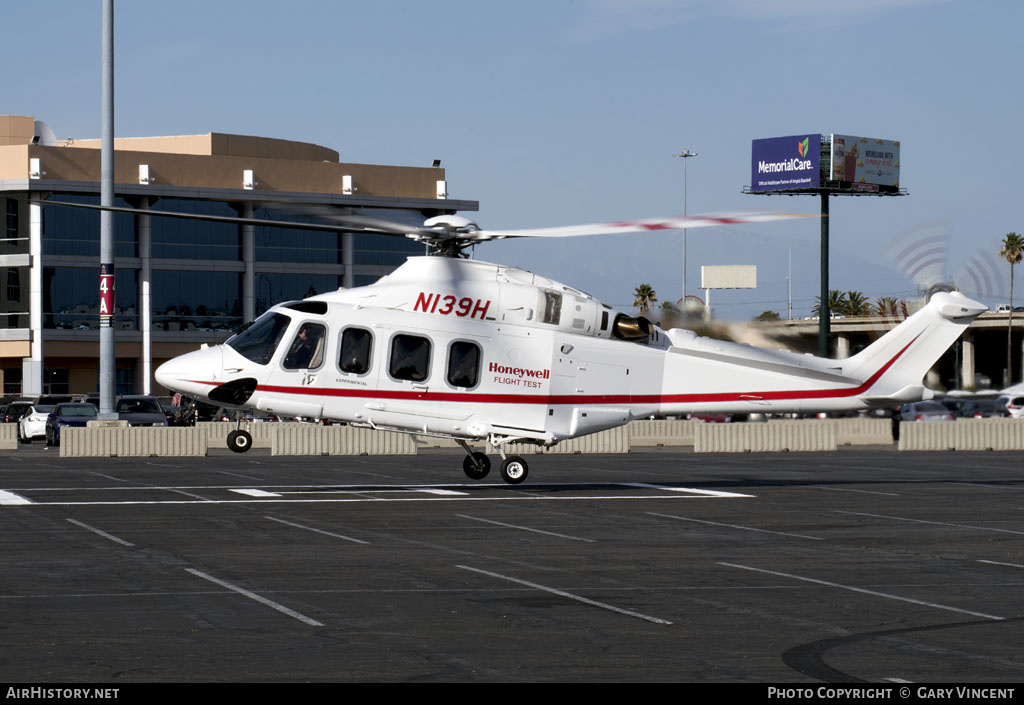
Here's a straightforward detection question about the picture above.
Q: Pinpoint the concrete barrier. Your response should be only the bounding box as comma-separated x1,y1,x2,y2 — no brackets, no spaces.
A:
767,418,892,446
198,421,277,450
60,427,207,457
271,423,326,456
271,423,418,455
695,420,836,453
832,418,894,446
0,423,16,450
510,426,630,455
899,418,1024,451
628,419,699,447
322,426,417,455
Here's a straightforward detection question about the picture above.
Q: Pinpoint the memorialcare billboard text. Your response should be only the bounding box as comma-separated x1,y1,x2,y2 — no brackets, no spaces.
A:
751,134,821,192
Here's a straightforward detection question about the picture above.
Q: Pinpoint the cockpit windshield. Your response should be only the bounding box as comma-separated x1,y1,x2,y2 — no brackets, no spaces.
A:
226,312,291,365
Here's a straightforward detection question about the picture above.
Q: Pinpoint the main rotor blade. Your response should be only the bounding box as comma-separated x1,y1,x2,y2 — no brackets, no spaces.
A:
468,212,815,241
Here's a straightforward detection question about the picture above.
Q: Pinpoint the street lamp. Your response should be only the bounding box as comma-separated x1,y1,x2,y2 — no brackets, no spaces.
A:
673,149,698,304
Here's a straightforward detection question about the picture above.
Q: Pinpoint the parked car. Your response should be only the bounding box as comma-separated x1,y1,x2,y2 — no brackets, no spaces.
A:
18,405,55,443
3,400,33,424
959,399,1010,419
998,395,1024,419
937,398,970,416
45,402,99,446
899,401,955,422
115,395,167,427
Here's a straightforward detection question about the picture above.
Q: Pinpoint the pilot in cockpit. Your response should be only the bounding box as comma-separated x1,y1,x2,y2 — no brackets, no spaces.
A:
283,322,325,370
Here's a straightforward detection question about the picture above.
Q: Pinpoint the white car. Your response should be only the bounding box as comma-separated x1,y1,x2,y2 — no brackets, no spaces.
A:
999,395,1024,419
18,405,54,443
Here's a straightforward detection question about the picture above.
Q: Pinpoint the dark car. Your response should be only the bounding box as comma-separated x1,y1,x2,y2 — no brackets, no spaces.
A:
3,401,34,424
115,395,168,427
959,399,1010,419
46,402,99,446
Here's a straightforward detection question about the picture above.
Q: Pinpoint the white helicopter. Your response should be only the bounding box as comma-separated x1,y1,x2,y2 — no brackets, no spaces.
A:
139,209,988,484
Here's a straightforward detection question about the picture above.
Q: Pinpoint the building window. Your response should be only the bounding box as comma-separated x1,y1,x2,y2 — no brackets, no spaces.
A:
43,368,70,396
42,194,137,258
389,334,431,382
255,206,342,264
255,273,342,316
43,267,139,330
338,327,372,375
6,268,20,303
5,198,18,240
447,341,481,389
152,270,241,332
150,199,241,260
2,367,22,396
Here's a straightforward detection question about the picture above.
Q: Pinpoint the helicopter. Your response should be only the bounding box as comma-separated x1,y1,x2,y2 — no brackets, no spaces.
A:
135,209,989,484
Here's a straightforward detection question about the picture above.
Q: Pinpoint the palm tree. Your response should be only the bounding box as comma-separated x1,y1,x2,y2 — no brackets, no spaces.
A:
633,284,657,314
874,296,904,319
812,290,847,318
844,291,871,317
1000,232,1024,385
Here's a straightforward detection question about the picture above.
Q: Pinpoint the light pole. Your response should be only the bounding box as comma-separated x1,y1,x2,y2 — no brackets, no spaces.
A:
673,149,698,305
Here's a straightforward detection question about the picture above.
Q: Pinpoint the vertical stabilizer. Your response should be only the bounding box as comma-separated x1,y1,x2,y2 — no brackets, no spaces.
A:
844,291,986,401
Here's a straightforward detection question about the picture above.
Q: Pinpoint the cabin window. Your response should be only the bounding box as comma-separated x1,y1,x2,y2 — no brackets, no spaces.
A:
447,341,481,389
339,327,373,375
226,311,291,365
390,334,431,382
282,322,327,370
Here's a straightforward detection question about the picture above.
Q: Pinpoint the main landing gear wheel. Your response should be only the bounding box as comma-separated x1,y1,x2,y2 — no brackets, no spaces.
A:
500,456,528,484
227,429,253,453
463,452,491,480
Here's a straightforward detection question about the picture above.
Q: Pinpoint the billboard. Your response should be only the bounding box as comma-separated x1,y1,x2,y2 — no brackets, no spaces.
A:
701,265,756,290
829,135,900,189
750,134,821,192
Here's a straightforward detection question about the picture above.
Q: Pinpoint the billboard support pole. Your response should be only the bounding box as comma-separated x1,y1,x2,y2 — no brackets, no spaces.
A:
819,193,830,357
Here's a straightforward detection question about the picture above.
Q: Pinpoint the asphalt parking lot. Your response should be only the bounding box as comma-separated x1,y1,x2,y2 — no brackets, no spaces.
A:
2,445,1023,682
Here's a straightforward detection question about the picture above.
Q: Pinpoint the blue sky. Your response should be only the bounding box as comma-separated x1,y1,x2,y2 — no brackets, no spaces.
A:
5,0,1022,319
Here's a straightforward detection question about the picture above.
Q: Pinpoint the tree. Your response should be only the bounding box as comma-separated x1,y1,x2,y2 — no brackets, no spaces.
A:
844,291,871,317
1000,232,1024,385
874,296,906,319
812,290,847,318
633,284,657,314
755,310,781,321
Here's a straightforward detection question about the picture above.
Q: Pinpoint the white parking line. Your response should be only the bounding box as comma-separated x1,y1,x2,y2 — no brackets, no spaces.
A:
719,562,1004,621
66,518,134,547
184,568,324,627
456,565,672,625
648,512,823,540
265,516,369,544
0,489,33,505
232,489,282,497
457,514,596,543
839,511,1024,536
978,559,1024,569
624,483,755,498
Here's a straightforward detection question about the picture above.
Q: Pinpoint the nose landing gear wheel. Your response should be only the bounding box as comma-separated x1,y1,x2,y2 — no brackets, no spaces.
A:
227,429,253,453
500,456,528,484
463,452,491,480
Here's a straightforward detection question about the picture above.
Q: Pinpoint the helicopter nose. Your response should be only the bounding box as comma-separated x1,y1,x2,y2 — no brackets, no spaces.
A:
155,346,223,397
